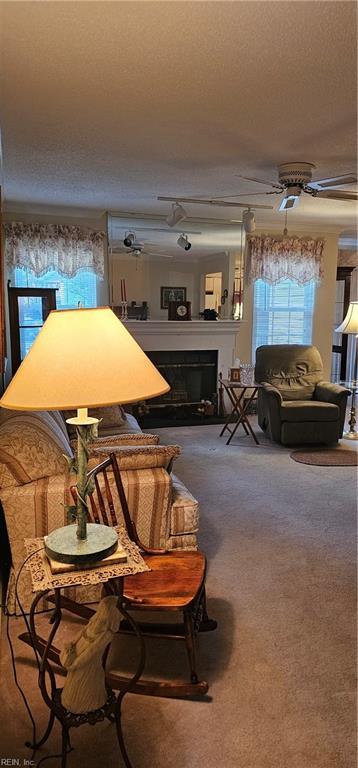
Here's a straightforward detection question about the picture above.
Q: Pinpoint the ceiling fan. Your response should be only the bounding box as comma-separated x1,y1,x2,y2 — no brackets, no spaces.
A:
159,162,357,213
232,162,358,211
114,239,173,259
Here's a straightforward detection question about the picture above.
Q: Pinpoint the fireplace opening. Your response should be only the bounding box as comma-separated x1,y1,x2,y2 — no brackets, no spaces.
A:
134,350,222,428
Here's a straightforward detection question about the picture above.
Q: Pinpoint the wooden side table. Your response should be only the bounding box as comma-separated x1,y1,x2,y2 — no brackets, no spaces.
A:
15,526,149,768
219,379,262,445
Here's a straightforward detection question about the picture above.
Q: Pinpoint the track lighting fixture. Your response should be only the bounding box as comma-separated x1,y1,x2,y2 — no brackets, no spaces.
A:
123,233,135,247
166,202,187,227
242,208,256,234
177,234,191,251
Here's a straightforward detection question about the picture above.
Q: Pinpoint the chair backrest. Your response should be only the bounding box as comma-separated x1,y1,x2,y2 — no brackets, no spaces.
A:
71,454,138,544
255,344,324,401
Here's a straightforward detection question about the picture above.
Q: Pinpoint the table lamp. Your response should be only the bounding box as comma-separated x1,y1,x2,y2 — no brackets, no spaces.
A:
335,300,358,440
0,307,170,563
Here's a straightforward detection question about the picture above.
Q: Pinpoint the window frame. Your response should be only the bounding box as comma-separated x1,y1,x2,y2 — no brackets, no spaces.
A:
8,286,57,374
252,278,316,360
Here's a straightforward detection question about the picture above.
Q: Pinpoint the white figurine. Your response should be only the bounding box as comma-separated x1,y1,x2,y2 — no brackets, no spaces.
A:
60,595,120,714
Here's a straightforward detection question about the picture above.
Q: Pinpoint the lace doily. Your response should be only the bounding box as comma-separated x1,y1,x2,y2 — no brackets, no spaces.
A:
24,526,149,592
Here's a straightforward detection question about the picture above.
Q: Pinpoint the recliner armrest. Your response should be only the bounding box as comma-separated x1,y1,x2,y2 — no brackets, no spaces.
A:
315,381,351,404
257,382,282,442
261,382,283,404
314,381,351,437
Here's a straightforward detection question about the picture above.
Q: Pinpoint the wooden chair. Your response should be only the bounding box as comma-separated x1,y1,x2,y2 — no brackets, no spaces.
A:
64,452,217,698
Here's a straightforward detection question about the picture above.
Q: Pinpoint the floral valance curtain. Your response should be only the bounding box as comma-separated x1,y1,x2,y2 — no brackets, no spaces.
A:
4,222,105,279
246,235,325,285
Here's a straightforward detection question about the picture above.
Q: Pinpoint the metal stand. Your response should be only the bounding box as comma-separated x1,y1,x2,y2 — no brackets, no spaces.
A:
342,335,358,440
45,412,118,565
344,383,358,440
19,578,145,768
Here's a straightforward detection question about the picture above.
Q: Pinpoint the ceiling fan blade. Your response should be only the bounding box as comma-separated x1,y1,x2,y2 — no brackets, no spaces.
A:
208,191,280,199
145,251,173,258
157,195,273,210
315,189,358,201
311,174,357,189
235,174,283,190
111,249,134,256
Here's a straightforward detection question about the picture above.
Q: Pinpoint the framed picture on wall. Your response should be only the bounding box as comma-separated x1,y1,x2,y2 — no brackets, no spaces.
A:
161,286,187,309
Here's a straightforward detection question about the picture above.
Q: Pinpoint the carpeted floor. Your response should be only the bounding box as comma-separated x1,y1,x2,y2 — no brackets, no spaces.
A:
0,421,356,768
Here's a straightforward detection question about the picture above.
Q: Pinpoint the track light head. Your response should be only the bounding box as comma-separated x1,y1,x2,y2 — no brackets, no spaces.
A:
123,233,135,247
166,203,187,227
242,208,256,234
177,234,191,251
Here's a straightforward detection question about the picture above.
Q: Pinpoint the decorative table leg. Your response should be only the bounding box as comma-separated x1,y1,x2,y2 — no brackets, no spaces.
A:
183,610,198,684
25,711,55,752
112,601,146,768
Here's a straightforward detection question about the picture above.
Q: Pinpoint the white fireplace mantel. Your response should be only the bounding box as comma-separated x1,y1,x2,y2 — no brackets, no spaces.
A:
124,319,240,335
124,319,241,377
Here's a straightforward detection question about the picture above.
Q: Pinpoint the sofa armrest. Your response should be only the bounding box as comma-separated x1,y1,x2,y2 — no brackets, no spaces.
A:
170,474,199,537
1,471,73,614
71,432,160,455
315,381,351,435
92,444,180,471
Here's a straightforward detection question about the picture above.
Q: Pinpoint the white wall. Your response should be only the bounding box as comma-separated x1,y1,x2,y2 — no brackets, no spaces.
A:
110,255,201,318
110,250,237,319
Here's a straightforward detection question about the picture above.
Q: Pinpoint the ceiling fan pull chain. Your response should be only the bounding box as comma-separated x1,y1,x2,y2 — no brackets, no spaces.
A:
283,210,288,237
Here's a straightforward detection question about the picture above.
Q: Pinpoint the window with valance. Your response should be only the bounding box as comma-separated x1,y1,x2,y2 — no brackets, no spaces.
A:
247,234,325,357
246,234,324,285
4,222,106,361
5,222,105,280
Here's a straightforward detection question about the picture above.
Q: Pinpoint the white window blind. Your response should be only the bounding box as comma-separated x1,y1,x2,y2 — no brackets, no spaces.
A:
252,279,315,358
15,267,97,309
14,268,98,357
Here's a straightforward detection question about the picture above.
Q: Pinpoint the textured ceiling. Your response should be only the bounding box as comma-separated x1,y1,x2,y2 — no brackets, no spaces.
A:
1,1,357,250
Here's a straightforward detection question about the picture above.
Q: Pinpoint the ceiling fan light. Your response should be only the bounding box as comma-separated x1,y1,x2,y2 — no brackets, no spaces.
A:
166,203,187,227
279,194,300,211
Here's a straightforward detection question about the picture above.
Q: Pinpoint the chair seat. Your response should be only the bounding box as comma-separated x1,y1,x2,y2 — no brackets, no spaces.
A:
281,400,339,423
124,550,206,610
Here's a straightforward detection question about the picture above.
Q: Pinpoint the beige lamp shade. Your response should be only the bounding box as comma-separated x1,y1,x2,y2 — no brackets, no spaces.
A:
0,307,170,410
335,301,358,335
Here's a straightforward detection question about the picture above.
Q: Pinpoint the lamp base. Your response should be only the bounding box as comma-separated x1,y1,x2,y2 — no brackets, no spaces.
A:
44,524,118,565
343,430,358,440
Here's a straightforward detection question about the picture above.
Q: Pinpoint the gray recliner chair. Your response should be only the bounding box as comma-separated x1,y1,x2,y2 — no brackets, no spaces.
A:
255,344,350,445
